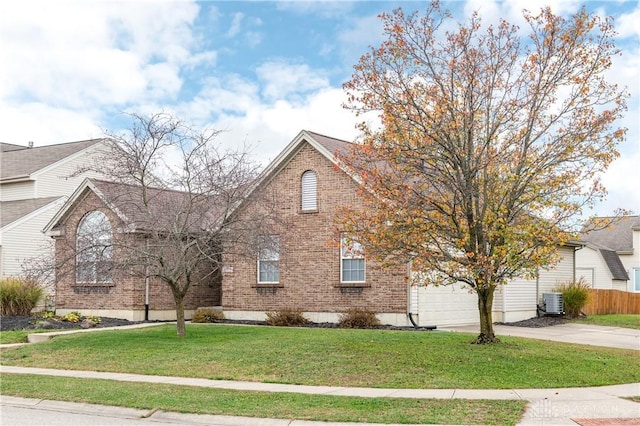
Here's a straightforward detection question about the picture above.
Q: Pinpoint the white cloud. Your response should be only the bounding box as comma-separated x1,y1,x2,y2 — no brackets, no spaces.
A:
616,6,640,39
0,0,203,141
226,12,245,38
256,61,330,100
0,103,102,144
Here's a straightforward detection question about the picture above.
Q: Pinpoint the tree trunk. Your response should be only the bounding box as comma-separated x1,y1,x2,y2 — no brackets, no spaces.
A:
473,286,500,344
175,295,186,337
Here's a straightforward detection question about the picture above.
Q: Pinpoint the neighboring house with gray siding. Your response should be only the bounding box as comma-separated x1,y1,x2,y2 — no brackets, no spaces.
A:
0,140,111,281
577,215,640,292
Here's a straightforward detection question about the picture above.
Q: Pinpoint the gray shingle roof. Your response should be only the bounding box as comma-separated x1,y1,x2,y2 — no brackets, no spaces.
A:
306,130,353,155
0,197,62,228
581,215,640,253
599,248,630,281
1,139,103,181
1,142,27,152
49,179,225,234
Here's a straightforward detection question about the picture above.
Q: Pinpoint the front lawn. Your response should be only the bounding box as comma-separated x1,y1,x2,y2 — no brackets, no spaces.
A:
2,324,638,389
0,374,526,426
573,314,640,329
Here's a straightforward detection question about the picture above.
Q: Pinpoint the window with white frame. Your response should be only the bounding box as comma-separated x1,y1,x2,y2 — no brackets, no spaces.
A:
258,235,280,283
76,211,113,283
634,268,640,292
301,170,318,211
341,235,365,283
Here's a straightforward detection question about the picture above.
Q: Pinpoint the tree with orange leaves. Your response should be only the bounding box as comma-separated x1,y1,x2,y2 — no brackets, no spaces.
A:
339,2,628,343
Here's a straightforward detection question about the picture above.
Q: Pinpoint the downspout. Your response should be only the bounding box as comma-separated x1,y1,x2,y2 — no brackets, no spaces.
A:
407,262,417,328
145,239,149,321
535,268,541,317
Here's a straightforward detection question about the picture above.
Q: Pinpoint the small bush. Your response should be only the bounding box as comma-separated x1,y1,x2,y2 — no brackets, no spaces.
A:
0,277,45,316
338,309,381,328
63,311,82,323
553,278,591,318
192,308,225,323
86,315,101,324
265,309,309,326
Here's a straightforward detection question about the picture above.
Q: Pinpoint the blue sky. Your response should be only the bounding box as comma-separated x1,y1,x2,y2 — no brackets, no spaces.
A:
1,1,638,215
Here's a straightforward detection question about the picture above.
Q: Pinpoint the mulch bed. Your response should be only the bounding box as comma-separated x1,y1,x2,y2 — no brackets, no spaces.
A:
1,314,568,332
0,315,144,332
497,316,567,328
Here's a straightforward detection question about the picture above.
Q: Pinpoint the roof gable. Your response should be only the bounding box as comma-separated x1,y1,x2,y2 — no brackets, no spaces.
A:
44,178,223,235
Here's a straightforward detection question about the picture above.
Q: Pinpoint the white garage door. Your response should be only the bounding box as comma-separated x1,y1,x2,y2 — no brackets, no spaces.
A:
416,283,479,327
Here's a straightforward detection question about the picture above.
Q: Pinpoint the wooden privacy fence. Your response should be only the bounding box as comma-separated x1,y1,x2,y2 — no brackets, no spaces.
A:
583,289,640,315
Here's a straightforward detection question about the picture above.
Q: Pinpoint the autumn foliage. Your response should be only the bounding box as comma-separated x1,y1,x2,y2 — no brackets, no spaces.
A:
339,3,628,343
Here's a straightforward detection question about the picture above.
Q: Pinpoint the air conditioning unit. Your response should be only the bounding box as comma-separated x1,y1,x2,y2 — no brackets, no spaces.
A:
542,292,564,315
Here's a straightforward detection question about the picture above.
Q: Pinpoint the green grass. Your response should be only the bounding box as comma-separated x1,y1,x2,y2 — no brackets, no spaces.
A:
2,324,639,389
0,374,526,425
573,314,640,329
0,329,52,344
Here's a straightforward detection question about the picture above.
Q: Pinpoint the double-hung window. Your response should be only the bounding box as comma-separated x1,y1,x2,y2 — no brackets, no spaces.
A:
633,268,640,292
258,235,280,284
76,211,113,284
341,235,365,283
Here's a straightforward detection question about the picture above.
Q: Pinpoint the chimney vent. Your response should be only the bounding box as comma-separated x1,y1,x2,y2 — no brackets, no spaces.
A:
28,141,34,148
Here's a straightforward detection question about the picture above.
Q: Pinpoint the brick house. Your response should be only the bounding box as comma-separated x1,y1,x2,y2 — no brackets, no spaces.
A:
43,130,580,326
222,130,410,325
222,130,581,327
43,179,220,321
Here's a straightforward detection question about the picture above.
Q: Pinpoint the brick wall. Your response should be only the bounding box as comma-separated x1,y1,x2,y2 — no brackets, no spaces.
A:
53,189,220,315
222,142,408,315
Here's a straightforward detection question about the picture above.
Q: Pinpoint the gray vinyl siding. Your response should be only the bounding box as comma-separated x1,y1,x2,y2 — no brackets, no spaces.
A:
1,181,35,201
0,201,60,280
576,246,614,289
537,246,575,298
35,150,105,198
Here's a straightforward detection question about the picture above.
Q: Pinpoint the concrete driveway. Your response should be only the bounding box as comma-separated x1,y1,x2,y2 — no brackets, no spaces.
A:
442,323,640,350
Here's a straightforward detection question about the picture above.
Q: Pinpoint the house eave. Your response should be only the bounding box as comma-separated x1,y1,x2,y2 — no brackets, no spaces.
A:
0,175,33,184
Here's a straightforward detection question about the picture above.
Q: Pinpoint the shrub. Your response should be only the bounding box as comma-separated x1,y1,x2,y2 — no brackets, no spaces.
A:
553,278,591,318
63,311,82,323
265,309,309,326
0,277,45,316
192,308,225,323
86,315,101,324
338,309,381,328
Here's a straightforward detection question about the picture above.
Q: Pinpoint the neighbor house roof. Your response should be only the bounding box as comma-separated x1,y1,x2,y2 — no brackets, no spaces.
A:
598,248,630,281
1,139,103,181
581,215,640,253
0,197,62,228
0,142,27,152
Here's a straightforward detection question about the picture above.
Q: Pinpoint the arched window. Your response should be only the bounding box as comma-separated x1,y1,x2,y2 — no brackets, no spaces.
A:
76,211,113,283
301,170,317,211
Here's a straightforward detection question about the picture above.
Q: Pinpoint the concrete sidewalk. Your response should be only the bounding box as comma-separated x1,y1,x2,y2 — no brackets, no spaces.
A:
1,366,639,425
442,323,640,351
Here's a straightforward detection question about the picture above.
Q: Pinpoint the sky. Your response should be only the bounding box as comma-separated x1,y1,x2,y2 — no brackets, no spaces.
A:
1,0,638,215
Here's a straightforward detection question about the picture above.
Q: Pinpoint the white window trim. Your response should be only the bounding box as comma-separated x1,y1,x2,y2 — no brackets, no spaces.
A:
257,235,280,284
340,235,366,284
633,267,640,292
301,170,318,212
76,210,113,284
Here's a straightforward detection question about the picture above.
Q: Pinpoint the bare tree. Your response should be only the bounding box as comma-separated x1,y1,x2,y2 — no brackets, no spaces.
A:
66,112,279,336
